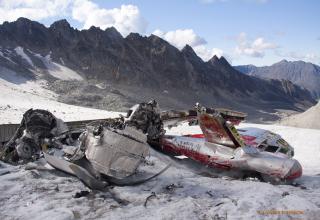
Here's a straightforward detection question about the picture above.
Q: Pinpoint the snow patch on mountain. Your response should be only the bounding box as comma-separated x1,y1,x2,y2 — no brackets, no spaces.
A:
14,46,34,67
35,53,84,81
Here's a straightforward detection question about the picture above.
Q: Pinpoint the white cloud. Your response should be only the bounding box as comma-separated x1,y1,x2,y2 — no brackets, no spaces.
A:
0,0,72,23
153,29,207,49
305,53,318,60
153,29,225,61
235,32,277,58
72,0,147,36
193,45,225,61
0,0,147,37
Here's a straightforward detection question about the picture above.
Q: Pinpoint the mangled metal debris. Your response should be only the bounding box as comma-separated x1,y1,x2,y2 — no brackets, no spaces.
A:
0,101,170,189
0,100,303,188
85,125,149,179
1,109,68,163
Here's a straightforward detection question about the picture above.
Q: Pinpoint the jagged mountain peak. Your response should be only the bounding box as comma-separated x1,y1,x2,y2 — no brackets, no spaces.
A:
181,44,204,64
127,33,177,53
148,34,168,43
126,32,146,41
3,17,46,31
148,34,162,40
219,56,230,66
105,26,123,38
50,19,72,30
12,17,45,28
209,55,219,63
272,59,289,66
87,25,103,33
182,45,198,57
207,55,231,68
16,17,33,24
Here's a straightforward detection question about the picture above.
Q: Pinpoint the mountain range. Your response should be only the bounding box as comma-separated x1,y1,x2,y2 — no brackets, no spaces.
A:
235,60,320,99
0,18,316,122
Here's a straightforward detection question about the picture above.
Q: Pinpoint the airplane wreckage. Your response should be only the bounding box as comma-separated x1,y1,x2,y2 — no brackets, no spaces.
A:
0,101,302,190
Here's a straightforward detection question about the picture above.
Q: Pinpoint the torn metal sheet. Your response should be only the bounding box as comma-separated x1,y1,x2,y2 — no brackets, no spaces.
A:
84,126,150,179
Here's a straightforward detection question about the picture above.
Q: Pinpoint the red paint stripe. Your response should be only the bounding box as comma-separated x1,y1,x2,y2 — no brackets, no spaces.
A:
162,140,231,170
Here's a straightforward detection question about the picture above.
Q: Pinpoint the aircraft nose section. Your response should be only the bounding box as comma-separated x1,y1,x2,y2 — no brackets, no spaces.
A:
285,160,302,180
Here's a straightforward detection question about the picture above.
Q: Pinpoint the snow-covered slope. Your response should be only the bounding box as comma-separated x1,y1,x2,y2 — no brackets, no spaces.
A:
14,47,34,67
280,102,320,130
0,67,118,124
0,46,84,81
34,53,84,81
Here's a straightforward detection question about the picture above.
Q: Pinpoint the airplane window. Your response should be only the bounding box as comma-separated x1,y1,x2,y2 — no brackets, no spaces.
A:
258,141,268,149
265,145,278,153
279,147,289,154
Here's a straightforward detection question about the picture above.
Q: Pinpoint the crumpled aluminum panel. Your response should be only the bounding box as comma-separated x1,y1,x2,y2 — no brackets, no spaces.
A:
85,126,149,179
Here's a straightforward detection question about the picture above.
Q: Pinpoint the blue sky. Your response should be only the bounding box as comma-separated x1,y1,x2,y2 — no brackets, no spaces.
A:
0,0,319,66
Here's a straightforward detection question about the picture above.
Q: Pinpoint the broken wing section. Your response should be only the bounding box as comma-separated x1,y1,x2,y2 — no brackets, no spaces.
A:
197,108,246,148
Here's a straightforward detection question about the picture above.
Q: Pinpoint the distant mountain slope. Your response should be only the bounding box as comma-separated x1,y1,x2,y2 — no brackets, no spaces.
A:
0,18,316,122
235,60,320,98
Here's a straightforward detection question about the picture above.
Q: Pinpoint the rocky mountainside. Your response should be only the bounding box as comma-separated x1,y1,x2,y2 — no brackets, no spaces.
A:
235,60,320,98
0,18,316,121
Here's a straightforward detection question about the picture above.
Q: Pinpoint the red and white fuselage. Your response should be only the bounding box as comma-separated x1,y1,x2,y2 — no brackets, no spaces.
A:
159,111,302,182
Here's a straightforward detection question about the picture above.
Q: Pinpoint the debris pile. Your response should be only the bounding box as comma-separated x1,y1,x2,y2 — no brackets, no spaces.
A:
0,100,169,189
0,100,303,189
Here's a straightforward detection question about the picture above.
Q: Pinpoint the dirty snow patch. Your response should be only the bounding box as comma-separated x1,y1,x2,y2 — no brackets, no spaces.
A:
33,53,83,81
43,54,83,81
14,47,34,67
47,62,83,81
